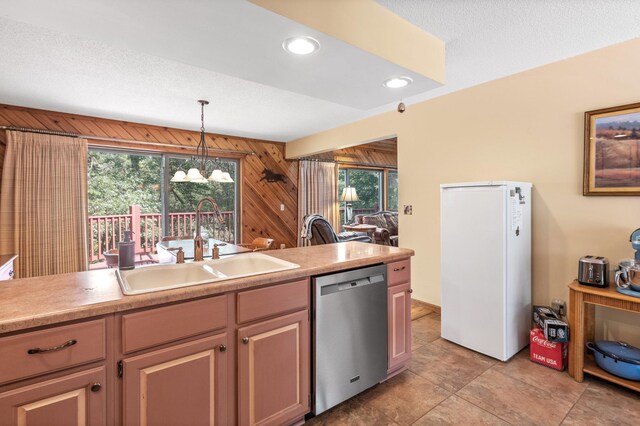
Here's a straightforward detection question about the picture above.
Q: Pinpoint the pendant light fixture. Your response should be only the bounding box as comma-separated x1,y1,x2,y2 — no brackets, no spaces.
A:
170,100,234,183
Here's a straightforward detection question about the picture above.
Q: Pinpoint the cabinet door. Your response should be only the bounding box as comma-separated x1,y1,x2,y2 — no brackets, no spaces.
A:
123,334,227,426
238,310,309,426
0,366,106,426
388,282,412,372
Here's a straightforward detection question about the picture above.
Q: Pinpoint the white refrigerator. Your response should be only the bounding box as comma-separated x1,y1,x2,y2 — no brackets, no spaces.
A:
440,181,532,361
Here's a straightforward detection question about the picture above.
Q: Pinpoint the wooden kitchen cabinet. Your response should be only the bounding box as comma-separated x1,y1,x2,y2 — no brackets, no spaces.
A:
387,260,412,374
122,334,227,426
238,310,309,426
0,366,106,426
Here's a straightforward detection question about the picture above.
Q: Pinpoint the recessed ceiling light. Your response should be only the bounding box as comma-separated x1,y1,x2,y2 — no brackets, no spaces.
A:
282,36,320,55
383,77,413,89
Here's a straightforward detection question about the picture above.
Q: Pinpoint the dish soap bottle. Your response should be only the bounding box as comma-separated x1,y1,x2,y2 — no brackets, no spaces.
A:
118,230,135,270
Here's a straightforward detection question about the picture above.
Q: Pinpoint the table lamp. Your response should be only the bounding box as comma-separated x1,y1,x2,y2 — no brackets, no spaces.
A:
340,187,359,224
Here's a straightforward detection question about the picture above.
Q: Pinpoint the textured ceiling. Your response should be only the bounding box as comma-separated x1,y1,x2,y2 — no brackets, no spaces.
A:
0,0,639,142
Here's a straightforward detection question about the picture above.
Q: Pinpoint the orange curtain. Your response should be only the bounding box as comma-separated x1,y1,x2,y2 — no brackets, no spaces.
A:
297,160,340,246
0,131,88,278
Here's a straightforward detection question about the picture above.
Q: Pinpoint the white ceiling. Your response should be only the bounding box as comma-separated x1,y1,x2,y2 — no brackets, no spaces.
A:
0,0,639,142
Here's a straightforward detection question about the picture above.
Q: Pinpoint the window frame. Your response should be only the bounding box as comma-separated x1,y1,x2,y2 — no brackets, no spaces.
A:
339,165,398,213
163,154,240,242
88,147,240,243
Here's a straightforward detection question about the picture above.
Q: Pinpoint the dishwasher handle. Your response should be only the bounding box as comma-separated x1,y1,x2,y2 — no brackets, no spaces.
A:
320,274,385,296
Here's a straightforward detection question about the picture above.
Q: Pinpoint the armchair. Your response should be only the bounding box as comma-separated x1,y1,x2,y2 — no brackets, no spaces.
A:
354,211,399,246
302,215,371,245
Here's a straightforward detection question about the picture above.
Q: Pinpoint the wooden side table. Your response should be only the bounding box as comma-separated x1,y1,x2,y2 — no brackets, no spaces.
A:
568,280,640,392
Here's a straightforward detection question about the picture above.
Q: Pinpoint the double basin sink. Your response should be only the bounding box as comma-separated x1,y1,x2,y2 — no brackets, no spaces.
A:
116,252,300,295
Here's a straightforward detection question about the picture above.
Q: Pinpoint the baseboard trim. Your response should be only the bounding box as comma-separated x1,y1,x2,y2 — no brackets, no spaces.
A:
410,298,440,321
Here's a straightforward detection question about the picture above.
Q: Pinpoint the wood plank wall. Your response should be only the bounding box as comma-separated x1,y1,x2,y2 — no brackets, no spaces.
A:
306,138,397,167
0,104,299,248
0,105,397,249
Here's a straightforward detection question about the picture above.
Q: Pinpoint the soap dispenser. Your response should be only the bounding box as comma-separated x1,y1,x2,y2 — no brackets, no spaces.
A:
118,230,135,270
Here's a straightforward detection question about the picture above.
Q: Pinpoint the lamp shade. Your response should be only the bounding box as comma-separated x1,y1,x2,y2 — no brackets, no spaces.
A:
170,170,187,182
208,169,224,182
221,172,234,183
186,168,204,181
340,187,359,202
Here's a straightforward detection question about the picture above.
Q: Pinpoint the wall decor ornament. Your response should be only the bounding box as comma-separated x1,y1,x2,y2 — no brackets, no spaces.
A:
260,168,287,183
584,102,640,195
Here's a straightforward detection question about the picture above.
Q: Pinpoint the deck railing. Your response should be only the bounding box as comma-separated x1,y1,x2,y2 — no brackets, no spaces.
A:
89,205,235,263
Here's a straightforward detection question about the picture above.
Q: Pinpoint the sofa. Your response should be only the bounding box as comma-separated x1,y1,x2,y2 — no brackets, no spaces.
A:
354,211,399,246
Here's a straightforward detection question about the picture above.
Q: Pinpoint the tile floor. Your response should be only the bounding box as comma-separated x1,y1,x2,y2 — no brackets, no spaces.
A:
307,312,640,426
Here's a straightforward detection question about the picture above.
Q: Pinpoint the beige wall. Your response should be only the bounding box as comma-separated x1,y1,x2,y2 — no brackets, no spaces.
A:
288,38,640,312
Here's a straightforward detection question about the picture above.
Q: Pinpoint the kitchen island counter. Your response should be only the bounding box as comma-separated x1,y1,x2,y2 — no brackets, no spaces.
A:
0,242,413,333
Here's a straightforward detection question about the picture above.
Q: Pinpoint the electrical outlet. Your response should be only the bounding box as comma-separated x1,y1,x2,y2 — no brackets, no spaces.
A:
280,243,286,249
280,204,285,211
552,299,566,317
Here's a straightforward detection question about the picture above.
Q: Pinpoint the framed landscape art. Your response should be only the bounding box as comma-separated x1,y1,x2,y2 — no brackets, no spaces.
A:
584,102,640,195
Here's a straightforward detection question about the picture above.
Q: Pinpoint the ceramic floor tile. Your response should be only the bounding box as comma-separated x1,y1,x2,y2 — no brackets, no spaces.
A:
413,395,511,426
561,379,640,426
305,394,398,426
515,345,531,359
409,340,495,393
430,338,499,364
355,370,450,426
411,314,442,346
456,368,574,426
493,355,588,404
560,403,620,426
411,333,425,352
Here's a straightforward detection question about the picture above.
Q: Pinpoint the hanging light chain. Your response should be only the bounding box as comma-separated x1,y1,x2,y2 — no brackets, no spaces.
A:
197,100,210,174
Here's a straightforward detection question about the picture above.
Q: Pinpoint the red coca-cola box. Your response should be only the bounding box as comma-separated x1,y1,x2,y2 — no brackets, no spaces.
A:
529,328,567,371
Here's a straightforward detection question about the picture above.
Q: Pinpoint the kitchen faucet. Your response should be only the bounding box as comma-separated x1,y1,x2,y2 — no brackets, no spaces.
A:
194,196,226,261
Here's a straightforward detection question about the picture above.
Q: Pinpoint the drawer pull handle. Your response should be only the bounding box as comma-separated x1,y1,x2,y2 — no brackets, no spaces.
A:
393,266,406,272
219,344,227,352
408,289,413,294
27,339,77,354
242,337,249,344
90,383,102,393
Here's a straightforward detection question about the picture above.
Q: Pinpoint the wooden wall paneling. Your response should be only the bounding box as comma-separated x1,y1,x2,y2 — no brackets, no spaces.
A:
0,104,389,249
0,104,299,249
309,137,397,167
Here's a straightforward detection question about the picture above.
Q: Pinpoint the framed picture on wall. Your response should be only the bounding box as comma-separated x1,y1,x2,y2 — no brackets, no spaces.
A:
584,102,640,195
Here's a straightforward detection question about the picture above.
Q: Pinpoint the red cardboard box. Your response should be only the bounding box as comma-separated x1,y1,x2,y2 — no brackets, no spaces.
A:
530,328,567,371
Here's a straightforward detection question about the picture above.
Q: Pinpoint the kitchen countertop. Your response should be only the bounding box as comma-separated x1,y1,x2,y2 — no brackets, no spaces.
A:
0,242,413,334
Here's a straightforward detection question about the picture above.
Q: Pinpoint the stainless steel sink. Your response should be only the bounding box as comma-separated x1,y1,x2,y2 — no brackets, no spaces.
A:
116,252,299,295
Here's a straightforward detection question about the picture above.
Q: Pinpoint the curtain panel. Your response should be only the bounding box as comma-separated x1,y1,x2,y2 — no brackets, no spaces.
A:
297,160,340,246
0,131,89,278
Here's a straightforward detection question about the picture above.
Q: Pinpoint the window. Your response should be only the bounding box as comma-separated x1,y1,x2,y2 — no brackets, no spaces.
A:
386,170,398,212
338,168,383,224
338,167,398,224
166,156,238,243
87,148,238,266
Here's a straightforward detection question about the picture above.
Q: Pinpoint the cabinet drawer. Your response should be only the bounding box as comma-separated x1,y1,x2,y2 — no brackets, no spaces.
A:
122,295,227,354
0,319,106,385
388,259,411,286
237,279,309,324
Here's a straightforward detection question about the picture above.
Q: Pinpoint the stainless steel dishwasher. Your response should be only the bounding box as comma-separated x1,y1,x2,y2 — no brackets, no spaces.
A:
312,264,388,415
